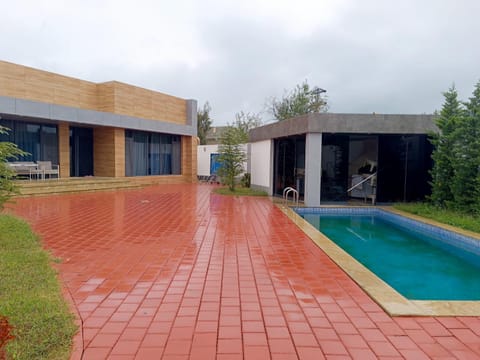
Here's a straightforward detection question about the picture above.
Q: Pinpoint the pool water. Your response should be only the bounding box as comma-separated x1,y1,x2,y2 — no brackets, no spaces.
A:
300,211,480,300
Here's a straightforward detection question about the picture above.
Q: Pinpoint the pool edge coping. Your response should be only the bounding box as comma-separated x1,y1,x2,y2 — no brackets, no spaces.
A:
278,204,480,317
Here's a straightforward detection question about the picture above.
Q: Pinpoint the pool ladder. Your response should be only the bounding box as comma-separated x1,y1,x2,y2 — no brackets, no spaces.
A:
283,187,299,207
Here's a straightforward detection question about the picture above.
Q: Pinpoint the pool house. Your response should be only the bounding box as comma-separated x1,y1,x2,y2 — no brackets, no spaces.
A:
249,113,437,206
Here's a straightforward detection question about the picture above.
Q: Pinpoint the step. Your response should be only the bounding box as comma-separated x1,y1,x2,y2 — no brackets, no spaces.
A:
16,177,142,196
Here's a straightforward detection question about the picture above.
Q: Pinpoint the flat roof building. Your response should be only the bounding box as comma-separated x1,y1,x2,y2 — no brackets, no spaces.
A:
249,113,438,206
0,60,197,183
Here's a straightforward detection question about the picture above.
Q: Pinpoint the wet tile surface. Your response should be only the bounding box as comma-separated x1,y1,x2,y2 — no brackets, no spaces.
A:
11,184,480,359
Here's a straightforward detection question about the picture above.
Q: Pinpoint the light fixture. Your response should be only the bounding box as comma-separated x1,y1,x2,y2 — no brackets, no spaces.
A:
312,87,327,95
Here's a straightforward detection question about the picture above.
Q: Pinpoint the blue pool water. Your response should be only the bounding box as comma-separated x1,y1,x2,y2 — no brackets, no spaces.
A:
296,208,480,300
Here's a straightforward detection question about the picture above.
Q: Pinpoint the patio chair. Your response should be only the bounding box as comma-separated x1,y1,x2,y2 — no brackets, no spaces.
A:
7,161,39,180
36,161,60,180
207,174,219,184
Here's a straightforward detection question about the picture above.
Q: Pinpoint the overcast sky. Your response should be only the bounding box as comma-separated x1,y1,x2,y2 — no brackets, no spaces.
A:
1,0,479,125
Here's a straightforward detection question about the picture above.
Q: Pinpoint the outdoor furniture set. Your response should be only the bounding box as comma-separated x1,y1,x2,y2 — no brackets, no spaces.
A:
7,161,59,180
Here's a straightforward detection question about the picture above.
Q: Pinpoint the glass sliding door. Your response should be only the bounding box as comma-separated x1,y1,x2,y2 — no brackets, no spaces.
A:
0,118,58,164
171,136,181,175
321,134,349,201
149,133,161,175
125,130,181,176
70,127,93,177
273,135,306,196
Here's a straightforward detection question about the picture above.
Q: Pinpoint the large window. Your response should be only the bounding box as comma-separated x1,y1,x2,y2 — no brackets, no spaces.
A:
125,130,181,176
0,118,58,164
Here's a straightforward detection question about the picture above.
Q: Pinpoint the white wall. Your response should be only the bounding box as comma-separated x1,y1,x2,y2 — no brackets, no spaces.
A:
197,145,219,176
197,144,248,177
250,140,272,193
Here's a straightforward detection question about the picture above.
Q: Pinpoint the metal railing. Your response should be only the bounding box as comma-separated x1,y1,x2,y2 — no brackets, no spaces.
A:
347,172,377,205
283,187,299,207
347,172,377,193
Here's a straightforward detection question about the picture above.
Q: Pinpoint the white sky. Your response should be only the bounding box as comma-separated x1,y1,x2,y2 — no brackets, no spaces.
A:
1,0,479,125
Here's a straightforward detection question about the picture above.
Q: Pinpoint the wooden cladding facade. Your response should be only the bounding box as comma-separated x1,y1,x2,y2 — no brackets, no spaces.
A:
0,60,197,183
0,60,187,125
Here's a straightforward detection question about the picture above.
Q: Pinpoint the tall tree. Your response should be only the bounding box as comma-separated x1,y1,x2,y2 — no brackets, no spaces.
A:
429,85,463,207
217,126,247,192
268,80,328,121
450,81,480,212
197,102,212,145
232,111,262,141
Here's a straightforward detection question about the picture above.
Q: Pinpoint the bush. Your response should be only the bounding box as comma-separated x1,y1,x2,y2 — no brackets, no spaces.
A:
240,173,251,188
0,126,27,209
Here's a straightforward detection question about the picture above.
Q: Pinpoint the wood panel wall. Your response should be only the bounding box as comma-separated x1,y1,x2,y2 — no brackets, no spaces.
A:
57,122,70,178
0,60,187,125
182,136,198,182
93,127,125,177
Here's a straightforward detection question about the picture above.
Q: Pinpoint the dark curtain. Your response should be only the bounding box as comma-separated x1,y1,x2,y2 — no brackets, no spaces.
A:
0,118,58,163
125,130,181,176
150,133,161,175
171,136,181,174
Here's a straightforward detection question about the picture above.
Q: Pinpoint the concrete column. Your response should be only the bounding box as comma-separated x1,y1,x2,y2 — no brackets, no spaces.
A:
305,133,322,206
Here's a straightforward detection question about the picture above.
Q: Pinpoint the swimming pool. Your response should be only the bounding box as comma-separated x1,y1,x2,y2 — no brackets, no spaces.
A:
285,207,480,315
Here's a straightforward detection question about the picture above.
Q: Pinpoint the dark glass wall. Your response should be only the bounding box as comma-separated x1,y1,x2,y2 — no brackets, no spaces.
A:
0,118,58,164
70,127,93,177
272,133,432,203
273,136,306,196
321,134,350,201
377,134,433,202
125,130,181,176
320,133,432,203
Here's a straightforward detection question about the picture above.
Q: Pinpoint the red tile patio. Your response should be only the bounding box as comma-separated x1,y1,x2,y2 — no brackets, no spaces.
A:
10,184,480,359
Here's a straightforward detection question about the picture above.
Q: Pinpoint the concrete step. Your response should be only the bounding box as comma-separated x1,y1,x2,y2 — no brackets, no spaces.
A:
16,177,142,196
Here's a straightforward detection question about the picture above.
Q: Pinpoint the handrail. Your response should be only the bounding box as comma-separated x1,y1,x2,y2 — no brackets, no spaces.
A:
347,172,377,193
283,187,299,207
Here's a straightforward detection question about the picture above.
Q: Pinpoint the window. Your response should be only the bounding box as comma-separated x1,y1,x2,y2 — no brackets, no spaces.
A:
125,130,181,176
0,118,58,163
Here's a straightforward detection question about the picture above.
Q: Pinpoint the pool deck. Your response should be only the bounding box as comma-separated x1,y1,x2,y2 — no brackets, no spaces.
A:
11,184,480,359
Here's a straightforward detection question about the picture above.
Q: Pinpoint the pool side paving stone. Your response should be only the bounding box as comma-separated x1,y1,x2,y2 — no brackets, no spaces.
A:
11,184,480,360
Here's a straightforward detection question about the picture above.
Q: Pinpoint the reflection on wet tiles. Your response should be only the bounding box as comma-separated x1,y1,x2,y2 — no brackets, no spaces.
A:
9,185,480,359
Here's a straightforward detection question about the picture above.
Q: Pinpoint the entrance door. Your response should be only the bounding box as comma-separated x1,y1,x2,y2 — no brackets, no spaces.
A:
210,153,221,175
70,127,93,177
273,136,306,196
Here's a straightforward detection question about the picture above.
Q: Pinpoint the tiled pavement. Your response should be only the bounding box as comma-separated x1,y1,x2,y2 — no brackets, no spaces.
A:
11,184,480,360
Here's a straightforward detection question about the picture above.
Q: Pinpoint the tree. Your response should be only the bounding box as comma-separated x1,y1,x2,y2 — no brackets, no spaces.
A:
217,126,247,192
232,111,262,142
268,80,328,121
429,81,480,214
429,85,463,207
450,81,480,212
197,102,212,145
0,126,27,209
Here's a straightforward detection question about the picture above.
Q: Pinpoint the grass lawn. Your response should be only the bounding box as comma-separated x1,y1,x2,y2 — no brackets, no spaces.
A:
0,214,77,360
393,202,480,234
214,186,268,196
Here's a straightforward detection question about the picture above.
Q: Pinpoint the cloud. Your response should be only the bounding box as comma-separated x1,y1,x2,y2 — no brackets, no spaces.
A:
1,0,479,124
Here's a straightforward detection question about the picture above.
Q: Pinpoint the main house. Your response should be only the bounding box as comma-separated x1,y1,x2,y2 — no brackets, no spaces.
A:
249,113,438,206
0,61,197,183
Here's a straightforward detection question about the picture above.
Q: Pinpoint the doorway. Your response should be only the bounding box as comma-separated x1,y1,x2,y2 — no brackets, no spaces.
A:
70,127,93,177
273,136,306,197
